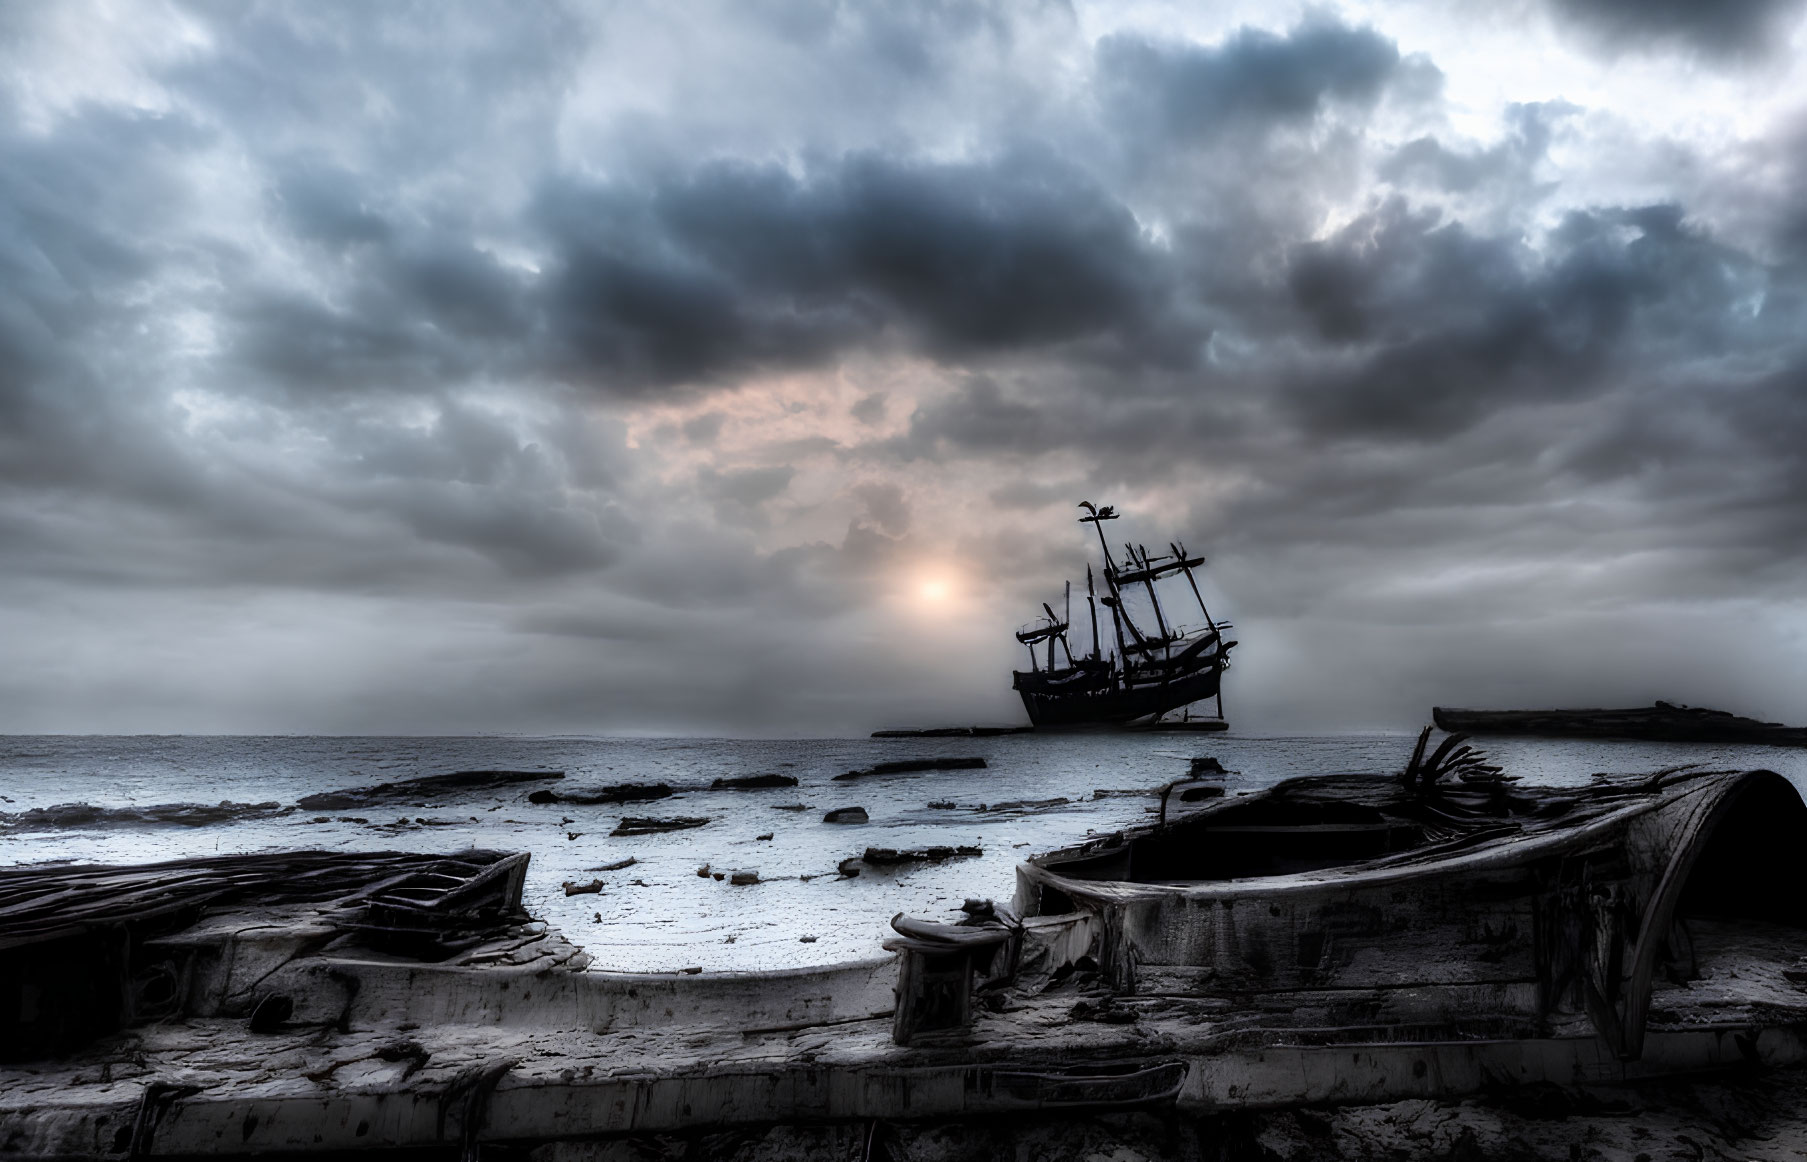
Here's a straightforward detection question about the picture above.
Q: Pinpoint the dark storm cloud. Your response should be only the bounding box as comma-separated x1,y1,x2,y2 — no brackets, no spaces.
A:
535,149,1188,392
1545,0,1806,57
1096,17,1412,143
1283,200,1767,437
0,3,633,597
273,163,392,248
226,234,534,400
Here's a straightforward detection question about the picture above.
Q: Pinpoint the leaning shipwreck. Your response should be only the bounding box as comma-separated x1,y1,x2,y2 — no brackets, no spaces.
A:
1012,502,1236,727
4,736,1804,1156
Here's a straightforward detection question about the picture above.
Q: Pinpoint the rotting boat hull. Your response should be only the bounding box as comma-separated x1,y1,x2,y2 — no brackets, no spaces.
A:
1012,768,1807,1062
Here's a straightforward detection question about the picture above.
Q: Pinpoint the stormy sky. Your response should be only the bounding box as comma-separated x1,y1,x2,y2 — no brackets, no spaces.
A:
5,0,1807,735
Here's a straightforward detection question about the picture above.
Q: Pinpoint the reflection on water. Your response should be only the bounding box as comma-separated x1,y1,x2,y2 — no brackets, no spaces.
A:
2,732,1803,972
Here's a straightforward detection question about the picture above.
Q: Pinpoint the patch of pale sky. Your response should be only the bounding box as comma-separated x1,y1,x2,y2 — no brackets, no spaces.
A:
0,0,206,132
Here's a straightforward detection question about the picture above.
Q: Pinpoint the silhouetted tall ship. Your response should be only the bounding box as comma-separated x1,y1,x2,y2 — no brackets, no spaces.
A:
1012,503,1236,728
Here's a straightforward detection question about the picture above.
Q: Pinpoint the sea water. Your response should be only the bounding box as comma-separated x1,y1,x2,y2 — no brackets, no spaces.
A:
3,732,1804,972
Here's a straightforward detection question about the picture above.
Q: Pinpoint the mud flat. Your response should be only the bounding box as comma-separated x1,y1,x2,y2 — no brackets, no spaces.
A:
1434,700,1807,745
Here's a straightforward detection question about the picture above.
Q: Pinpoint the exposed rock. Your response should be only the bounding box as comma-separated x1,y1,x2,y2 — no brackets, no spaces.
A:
711,774,799,790
299,770,562,811
0,801,293,830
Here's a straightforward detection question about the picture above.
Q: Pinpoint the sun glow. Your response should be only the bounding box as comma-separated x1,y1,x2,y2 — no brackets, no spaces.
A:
919,579,950,603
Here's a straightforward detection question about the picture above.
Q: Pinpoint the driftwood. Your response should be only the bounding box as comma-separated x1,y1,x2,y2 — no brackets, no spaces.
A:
586,857,637,872
861,845,982,866
835,757,987,782
610,817,710,836
1433,702,1807,745
530,783,672,806
299,771,562,811
979,798,1070,813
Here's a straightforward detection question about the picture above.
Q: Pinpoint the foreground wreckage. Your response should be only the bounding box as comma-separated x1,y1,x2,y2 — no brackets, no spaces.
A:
3,748,1806,1157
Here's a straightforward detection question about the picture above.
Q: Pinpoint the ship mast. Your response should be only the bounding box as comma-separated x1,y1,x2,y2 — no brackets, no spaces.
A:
1062,582,1072,666
1173,538,1225,720
1172,541,1219,635
1079,503,1136,667
1131,543,1172,649
1086,565,1100,662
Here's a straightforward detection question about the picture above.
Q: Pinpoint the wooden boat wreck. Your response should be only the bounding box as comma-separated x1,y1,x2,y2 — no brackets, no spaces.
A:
3,741,1805,1156
1434,701,1807,746
1012,503,1236,728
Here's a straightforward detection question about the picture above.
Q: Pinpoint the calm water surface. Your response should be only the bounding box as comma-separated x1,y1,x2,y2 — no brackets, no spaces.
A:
3,732,1803,972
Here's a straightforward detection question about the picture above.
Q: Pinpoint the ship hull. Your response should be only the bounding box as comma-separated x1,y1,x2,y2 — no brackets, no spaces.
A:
1014,662,1223,728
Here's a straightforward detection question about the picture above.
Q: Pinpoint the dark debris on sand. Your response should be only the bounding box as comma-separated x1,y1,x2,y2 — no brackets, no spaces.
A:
611,816,711,836
552,1068,1807,1160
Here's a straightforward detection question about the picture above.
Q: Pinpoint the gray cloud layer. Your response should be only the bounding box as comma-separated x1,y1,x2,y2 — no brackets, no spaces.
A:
3,0,1807,733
